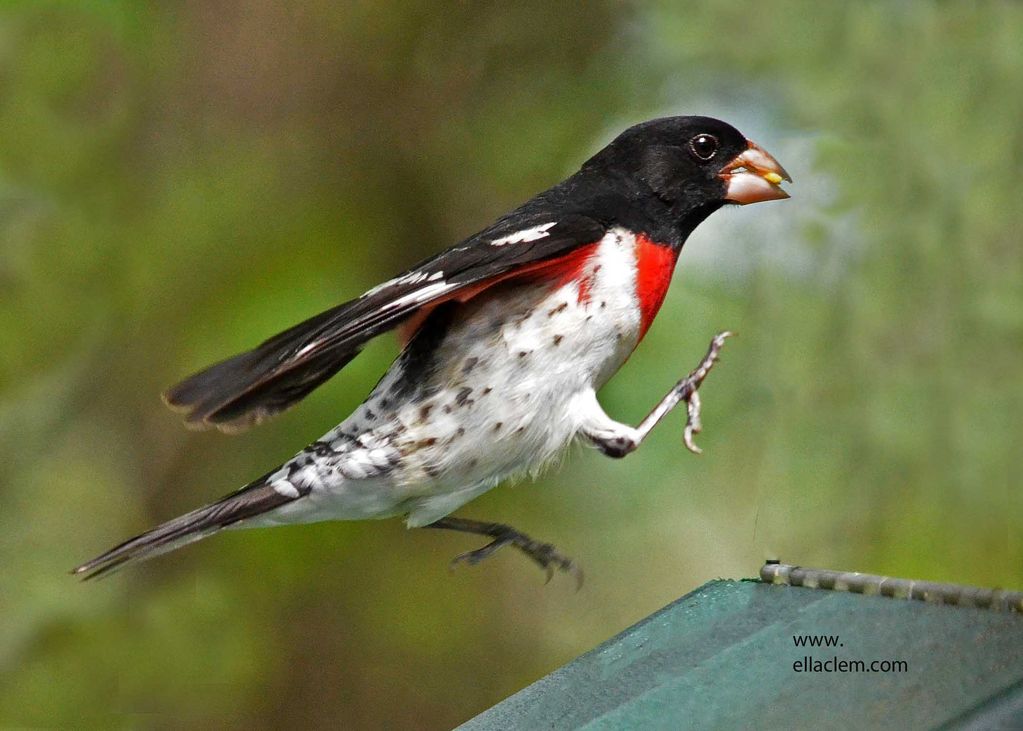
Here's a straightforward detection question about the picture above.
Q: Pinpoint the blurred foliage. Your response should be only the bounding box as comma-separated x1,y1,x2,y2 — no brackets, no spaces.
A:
1,1,1021,728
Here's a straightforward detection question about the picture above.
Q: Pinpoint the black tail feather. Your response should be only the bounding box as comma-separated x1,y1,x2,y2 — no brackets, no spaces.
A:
73,479,297,580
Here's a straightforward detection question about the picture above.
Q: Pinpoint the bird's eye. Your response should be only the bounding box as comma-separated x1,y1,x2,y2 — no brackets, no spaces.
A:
688,134,719,161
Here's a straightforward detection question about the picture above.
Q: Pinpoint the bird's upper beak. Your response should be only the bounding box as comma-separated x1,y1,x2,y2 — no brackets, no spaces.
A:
720,140,792,204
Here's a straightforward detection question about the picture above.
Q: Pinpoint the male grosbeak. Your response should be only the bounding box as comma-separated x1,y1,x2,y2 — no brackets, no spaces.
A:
75,116,790,583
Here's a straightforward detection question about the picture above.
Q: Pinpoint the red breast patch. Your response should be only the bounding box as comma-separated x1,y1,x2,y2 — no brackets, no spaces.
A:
634,235,679,340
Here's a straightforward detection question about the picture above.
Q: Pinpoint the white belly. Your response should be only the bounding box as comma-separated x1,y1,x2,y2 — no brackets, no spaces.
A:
256,228,645,528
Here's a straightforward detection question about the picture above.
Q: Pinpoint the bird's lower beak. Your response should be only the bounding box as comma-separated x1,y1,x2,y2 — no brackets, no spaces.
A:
720,141,792,204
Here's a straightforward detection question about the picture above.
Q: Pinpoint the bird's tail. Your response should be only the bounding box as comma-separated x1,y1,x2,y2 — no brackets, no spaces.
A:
72,472,297,580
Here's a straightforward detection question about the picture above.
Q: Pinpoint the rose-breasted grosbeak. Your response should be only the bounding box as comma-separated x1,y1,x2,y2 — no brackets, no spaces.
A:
75,116,790,583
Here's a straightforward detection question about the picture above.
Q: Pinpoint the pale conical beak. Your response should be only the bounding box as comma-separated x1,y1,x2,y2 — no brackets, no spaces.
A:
720,140,792,204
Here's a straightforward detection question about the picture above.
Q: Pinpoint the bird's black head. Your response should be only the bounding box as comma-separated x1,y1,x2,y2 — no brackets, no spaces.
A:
582,116,790,231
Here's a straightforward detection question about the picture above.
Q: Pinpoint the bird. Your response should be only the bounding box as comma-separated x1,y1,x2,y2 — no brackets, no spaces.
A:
74,115,790,583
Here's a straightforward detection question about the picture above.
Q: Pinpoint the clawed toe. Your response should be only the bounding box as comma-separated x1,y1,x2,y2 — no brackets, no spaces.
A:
683,390,703,454
449,535,514,568
513,538,584,590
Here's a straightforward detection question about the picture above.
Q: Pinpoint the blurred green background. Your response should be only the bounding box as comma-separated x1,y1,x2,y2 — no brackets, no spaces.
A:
2,1,1021,727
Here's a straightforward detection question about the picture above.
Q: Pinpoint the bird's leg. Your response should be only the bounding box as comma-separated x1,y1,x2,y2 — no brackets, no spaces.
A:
583,331,733,457
424,517,583,588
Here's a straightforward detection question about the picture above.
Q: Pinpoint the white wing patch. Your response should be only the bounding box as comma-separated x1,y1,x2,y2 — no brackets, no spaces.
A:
292,273,452,359
294,340,323,358
490,222,557,247
363,269,445,298
381,281,458,311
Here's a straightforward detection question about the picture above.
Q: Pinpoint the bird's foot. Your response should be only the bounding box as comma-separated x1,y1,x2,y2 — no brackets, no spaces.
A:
674,331,732,454
445,523,583,589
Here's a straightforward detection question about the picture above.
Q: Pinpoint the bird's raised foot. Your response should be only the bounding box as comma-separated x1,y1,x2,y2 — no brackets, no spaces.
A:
674,331,732,454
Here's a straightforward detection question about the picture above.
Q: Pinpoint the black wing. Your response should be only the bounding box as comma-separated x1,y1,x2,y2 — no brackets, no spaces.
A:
164,214,607,432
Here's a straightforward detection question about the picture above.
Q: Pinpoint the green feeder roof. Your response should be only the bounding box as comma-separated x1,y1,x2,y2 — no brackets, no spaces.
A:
462,563,1023,730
